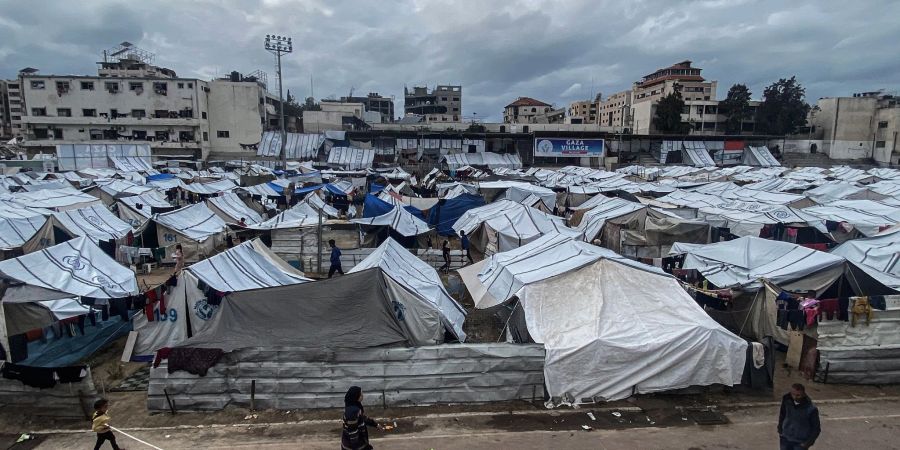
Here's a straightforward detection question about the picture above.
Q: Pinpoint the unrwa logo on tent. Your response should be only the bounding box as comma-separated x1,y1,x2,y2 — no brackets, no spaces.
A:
62,255,87,270
194,298,218,320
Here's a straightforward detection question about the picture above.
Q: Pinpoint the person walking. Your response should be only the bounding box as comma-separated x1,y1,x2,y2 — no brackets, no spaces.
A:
459,230,473,264
438,239,451,273
173,244,184,274
328,239,344,278
91,398,123,450
778,383,821,449
341,386,379,450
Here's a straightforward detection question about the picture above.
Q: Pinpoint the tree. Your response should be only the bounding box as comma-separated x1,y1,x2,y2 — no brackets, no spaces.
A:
720,84,752,134
653,91,689,134
755,76,810,136
283,90,304,117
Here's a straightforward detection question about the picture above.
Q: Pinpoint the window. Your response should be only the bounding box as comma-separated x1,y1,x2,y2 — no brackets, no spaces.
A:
696,106,704,115
131,109,146,118
876,141,886,148
56,81,70,93
81,81,95,90
31,107,47,116
129,82,144,91
216,130,230,138
82,108,97,117
105,82,119,93
187,83,193,89
155,131,169,141
441,97,448,101
110,109,118,117
153,82,168,95
30,80,45,89
57,108,72,117
33,128,49,139
132,130,147,140
531,107,537,113
452,107,459,112
90,129,104,140
177,82,185,89
879,121,889,129
155,110,169,118
201,111,207,119
203,131,209,141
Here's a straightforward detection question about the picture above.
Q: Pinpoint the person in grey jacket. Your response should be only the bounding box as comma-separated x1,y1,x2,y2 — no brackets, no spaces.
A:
778,383,821,449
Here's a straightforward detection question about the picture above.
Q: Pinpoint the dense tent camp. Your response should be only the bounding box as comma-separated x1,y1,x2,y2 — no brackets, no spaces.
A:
571,195,709,257
478,181,556,211
362,193,424,220
742,146,781,167
802,200,900,237
349,238,467,342
25,203,134,253
452,200,580,256
351,204,431,238
249,202,321,230
206,192,264,225
831,226,900,289
179,179,238,195
171,268,446,352
116,190,175,227
91,179,155,205
149,203,227,260
0,237,138,365
129,239,310,360
459,233,746,403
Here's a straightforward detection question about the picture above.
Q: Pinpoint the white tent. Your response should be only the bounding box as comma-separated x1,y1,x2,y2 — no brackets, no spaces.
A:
0,203,48,254
25,204,133,253
0,186,102,211
206,192,263,225
682,141,716,167
249,202,321,230
831,227,900,289
351,205,430,237
452,200,579,254
350,238,467,342
460,233,746,403
327,147,375,170
129,239,310,360
802,200,900,236
742,146,781,167
180,179,238,195
477,181,556,210
151,203,227,261
116,191,173,227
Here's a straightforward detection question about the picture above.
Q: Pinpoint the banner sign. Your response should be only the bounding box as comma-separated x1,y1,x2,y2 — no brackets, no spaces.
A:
534,138,605,157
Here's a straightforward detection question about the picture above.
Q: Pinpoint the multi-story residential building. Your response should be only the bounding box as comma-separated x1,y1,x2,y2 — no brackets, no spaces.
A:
598,90,632,129
304,101,369,133
404,85,461,122
568,99,599,124
628,61,718,134
341,92,394,123
504,97,553,124
0,80,10,139
810,91,900,163
7,57,280,159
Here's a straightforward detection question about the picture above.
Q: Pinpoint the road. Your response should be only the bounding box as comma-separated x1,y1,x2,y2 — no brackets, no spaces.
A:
29,398,900,449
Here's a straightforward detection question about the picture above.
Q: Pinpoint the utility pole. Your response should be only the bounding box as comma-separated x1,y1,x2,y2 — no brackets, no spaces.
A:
265,34,292,170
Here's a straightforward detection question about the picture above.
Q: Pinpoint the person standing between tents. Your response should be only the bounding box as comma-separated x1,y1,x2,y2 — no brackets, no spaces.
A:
91,398,122,450
439,238,451,273
173,244,184,274
778,383,821,449
341,386,379,450
329,239,344,278
459,230,473,264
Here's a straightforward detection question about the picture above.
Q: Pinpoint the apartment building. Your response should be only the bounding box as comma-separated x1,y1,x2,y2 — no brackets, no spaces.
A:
341,92,394,123
404,85,462,122
629,61,718,134
598,90,632,129
0,80,10,139
811,91,900,163
504,97,554,124
569,99,599,124
7,59,277,159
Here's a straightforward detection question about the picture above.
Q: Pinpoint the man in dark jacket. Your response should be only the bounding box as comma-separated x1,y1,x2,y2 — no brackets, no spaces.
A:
778,383,821,449
328,239,344,278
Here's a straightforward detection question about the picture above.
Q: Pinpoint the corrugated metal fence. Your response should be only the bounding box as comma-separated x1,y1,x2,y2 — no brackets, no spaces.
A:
148,344,545,411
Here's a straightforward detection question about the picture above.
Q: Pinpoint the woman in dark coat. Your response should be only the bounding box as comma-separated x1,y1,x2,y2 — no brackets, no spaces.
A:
341,386,379,450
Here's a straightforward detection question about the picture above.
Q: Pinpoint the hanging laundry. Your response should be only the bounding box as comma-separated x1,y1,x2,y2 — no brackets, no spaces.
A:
1,364,56,389
818,299,840,320
166,348,225,377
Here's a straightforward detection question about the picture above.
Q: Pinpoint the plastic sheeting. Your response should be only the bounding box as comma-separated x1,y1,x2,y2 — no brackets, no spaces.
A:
803,200,900,236
742,146,781,167
352,205,430,236
427,194,486,235
672,236,846,293
256,131,325,159
443,152,522,170
109,156,154,172
117,191,173,226
682,141,716,167
452,200,580,253
153,203,227,242
180,179,237,195
0,204,48,250
0,187,102,211
831,228,900,289
350,238,467,341
249,203,321,230
206,193,263,225
0,236,138,298
327,147,375,170
32,204,132,248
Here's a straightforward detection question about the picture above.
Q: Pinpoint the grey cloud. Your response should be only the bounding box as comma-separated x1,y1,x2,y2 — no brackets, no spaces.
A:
0,0,898,122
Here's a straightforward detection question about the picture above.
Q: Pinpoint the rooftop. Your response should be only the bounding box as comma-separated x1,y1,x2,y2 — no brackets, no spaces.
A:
506,97,552,108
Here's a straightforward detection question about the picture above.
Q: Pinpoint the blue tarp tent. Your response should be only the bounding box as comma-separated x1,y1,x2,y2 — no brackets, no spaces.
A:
295,184,324,195
370,183,385,193
362,194,424,220
147,173,175,181
325,183,349,196
427,193,486,235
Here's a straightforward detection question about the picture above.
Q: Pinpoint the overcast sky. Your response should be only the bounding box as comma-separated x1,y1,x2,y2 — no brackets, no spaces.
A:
1,0,898,121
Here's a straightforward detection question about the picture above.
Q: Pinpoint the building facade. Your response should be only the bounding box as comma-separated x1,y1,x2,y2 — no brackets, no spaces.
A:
628,61,718,135
6,59,278,159
404,85,462,123
504,97,553,124
0,80,10,139
598,90,632,129
342,93,394,123
811,92,900,163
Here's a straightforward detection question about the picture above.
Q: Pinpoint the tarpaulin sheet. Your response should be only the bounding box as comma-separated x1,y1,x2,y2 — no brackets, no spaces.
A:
47,204,133,242
256,132,324,159
153,203,227,242
743,146,780,167
363,194,423,219
831,227,900,289
0,204,48,250
352,204,430,236
188,238,310,292
249,203,321,230
180,179,237,195
0,236,138,298
206,193,263,225
0,187,102,211
350,238,467,342
427,194,486,235
327,147,375,170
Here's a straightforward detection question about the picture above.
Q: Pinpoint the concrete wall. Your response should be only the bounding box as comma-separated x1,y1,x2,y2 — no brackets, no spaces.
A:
147,344,546,411
206,81,265,154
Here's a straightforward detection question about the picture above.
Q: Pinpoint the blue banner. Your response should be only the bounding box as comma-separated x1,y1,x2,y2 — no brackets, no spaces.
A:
534,138,604,157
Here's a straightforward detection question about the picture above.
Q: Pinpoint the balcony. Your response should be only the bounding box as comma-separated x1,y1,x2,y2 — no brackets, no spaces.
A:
19,115,201,127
